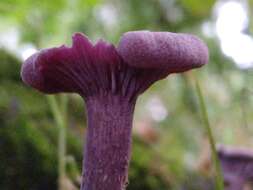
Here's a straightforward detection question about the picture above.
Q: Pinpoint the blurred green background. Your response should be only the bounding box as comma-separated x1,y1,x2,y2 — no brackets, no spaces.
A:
0,0,252,189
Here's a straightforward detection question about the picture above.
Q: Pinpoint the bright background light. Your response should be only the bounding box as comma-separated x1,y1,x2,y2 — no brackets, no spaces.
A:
215,0,253,69
20,44,37,60
145,96,168,122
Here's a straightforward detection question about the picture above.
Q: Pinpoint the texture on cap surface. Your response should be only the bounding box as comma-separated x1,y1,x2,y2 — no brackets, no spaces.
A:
117,31,209,73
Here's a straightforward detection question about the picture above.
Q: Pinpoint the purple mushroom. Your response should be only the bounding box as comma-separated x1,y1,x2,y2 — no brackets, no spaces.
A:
21,31,208,190
218,146,253,190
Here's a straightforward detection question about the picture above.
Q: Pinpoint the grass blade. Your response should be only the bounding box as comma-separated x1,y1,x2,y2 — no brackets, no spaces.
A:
195,81,224,190
47,95,68,190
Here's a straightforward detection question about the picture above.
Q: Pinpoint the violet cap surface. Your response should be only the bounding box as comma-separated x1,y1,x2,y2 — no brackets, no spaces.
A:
117,31,209,73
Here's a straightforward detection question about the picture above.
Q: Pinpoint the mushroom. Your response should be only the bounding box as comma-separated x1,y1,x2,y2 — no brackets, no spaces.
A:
218,146,253,190
21,31,208,190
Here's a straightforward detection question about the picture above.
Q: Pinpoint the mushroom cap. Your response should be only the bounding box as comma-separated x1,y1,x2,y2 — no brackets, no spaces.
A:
117,31,209,73
218,146,253,180
21,33,121,94
21,31,209,96
218,146,253,160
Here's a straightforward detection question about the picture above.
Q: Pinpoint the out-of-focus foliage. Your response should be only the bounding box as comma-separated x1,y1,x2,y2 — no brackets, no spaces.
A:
0,49,20,81
0,0,252,189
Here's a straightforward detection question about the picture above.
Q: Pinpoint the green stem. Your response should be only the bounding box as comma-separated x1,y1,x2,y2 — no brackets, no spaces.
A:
47,95,68,190
195,81,224,190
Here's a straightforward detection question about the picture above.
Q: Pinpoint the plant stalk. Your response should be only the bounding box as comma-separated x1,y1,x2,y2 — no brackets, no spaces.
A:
195,81,224,190
47,95,68,190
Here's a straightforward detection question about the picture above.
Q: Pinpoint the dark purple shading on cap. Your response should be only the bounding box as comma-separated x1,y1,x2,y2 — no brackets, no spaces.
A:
21,33,121,95
117,31,209,73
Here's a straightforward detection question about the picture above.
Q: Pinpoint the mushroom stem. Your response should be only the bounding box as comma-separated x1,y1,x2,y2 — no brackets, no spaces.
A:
81,94,136,190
